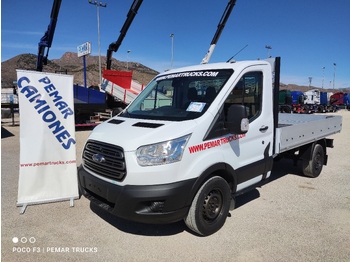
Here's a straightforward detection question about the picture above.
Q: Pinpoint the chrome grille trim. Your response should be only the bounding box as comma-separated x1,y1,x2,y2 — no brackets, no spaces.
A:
83,140,126,181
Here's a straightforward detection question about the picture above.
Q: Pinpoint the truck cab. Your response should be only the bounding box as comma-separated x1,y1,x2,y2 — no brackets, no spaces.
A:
78,59,275,235
304,89,321,105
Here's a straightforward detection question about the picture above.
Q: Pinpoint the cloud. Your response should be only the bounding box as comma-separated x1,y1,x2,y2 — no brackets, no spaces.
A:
2,30,43,36
1,43,37,50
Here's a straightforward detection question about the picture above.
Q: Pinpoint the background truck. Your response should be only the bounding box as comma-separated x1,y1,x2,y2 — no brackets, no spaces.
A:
73,84,110,126
73,0,146,123
278,89,292,113
304,89,337,113
279,90,310,114
102,0,144,114
291,90,310,113
77,57,342,236
330,92,350,109
35,0,145,126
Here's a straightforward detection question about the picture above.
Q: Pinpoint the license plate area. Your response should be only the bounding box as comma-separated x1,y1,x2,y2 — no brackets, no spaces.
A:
85,177,108,199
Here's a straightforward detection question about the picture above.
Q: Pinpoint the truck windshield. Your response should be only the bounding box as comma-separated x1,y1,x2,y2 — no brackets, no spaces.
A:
122,69,233,121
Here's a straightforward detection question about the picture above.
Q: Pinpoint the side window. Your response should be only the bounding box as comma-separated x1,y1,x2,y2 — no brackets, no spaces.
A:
225,72,262,122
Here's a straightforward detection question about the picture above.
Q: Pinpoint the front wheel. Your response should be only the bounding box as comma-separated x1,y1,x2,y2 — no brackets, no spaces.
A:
302,144,324,178
184,176,232,236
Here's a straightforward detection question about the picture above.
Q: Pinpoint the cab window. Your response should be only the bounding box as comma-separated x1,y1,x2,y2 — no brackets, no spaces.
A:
225,72,262,122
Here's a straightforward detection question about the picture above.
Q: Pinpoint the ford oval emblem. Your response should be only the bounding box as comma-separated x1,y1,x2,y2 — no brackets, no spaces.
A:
92,154,106,163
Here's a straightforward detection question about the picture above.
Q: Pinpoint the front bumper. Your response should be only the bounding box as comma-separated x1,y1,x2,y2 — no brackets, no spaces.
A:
78,165,196,224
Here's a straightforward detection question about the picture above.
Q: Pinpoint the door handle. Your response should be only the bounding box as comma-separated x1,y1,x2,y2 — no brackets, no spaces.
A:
259,125,268,131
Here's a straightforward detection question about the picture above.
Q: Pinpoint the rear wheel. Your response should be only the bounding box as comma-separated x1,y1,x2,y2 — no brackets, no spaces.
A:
302,144,324,178
184,176,231,236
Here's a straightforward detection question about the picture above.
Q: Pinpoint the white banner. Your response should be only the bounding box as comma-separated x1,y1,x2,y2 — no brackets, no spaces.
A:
16,70,79,211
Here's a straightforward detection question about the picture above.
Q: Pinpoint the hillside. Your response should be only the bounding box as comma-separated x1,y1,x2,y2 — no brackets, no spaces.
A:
1,53,349,94
1,52,159,88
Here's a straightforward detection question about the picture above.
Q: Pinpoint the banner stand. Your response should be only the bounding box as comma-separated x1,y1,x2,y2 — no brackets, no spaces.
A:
18,196,78,214
20,204,27,215
16,70,79,213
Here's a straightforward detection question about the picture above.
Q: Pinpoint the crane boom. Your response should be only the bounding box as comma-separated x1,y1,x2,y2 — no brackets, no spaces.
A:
36,0,62,71
201,0,237,64
106,0,143,69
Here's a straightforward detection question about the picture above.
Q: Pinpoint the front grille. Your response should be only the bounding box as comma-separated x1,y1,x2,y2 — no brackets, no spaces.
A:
83,140,126,181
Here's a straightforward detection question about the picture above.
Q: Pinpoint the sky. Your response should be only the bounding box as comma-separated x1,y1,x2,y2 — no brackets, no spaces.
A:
1,0,350,88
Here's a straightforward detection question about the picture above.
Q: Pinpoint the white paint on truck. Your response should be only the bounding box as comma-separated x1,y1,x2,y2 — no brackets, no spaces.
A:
78,58,342,236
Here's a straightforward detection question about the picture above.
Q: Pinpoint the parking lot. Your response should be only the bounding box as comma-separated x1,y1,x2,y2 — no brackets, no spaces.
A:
1,110,350,262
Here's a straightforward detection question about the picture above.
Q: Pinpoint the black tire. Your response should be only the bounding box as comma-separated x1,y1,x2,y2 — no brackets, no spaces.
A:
283,106,291,113
184,176,231,236
302,144,324,178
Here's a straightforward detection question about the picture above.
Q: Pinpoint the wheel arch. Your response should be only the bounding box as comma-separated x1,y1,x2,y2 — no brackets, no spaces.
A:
185,162,237,207
300,139,328,165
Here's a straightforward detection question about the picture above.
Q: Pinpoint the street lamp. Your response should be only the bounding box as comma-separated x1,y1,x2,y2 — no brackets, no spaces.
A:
88,0,107,87
322,67,325,89
333,63,336,90
265,45,272,58
308,77,312,90
170,34,174,69
126,50,131,70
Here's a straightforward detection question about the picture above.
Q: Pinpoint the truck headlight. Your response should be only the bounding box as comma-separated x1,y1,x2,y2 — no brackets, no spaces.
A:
136,134,191,166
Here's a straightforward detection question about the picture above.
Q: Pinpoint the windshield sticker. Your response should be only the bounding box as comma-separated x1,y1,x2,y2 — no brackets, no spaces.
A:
157,71,219,81
188,134,246,154
186,102,206,112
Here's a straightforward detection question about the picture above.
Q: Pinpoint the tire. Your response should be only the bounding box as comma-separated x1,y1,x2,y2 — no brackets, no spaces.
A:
302,144,324,178
284,106,291,113
184,176,231,236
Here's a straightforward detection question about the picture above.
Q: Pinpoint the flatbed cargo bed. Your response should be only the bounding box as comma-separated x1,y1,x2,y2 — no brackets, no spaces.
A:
275,113,342,153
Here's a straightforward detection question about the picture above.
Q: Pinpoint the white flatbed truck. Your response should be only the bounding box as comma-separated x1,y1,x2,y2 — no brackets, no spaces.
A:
78,57,342,236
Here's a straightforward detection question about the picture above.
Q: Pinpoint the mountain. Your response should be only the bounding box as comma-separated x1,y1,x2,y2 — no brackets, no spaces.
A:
1,52,159,88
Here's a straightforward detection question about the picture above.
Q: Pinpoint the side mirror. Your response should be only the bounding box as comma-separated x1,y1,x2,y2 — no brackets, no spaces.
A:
226,104,249,134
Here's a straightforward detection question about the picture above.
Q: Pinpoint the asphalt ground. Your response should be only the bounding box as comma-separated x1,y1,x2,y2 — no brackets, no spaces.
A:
1,110,350,262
